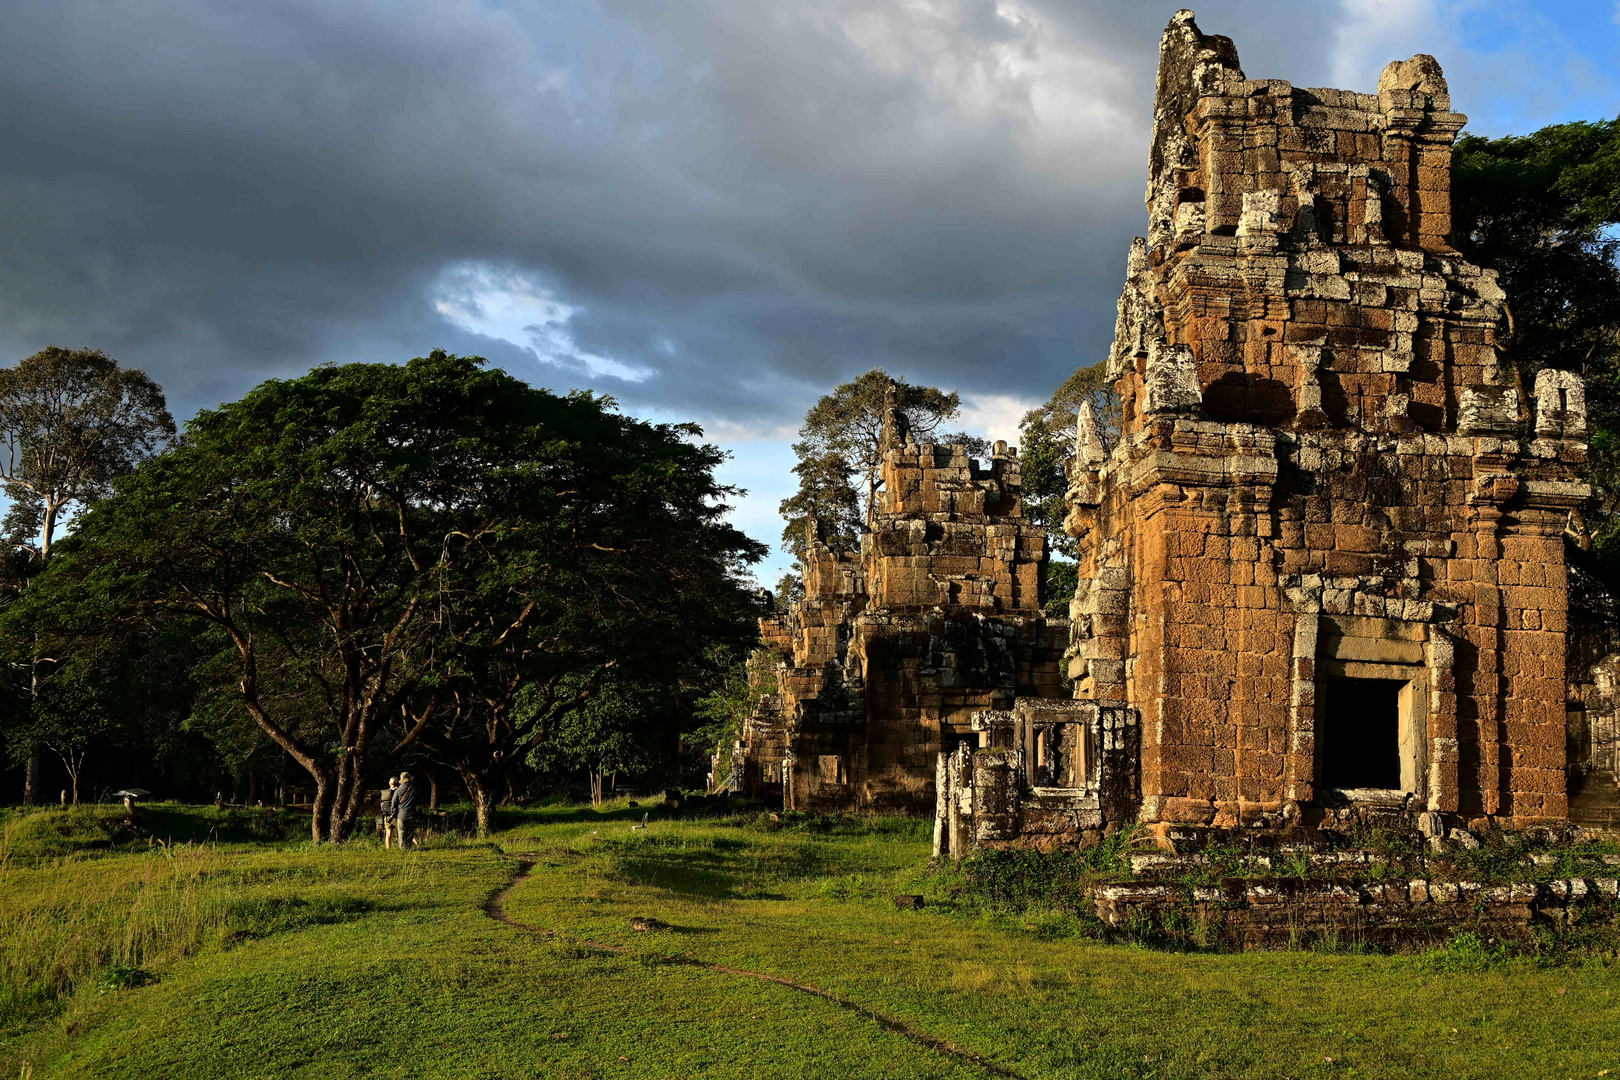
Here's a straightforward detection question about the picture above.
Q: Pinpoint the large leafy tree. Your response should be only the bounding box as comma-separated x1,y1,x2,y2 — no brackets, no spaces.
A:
27,352,764,840
778,369,983,568
1450,119,1620,618
0,347,174,563
0,346,173,804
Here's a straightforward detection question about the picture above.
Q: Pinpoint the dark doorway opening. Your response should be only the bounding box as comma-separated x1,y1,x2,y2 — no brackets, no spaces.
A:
1320,676,1404,790
942,730,978,757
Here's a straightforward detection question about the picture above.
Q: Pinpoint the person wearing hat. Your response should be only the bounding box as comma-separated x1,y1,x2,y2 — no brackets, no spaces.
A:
393,771,419,850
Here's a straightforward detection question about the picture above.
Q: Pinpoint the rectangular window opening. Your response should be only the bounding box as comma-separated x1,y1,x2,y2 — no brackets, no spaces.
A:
817,755,844,786
1320,676,1405,790
1031,723,1092,789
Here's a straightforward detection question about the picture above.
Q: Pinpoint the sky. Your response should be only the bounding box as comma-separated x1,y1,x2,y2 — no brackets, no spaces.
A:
2,0,1618,587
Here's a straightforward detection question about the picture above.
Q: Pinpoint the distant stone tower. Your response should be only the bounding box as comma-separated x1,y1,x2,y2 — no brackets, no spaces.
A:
730,382,1068,812
939,11,1589,854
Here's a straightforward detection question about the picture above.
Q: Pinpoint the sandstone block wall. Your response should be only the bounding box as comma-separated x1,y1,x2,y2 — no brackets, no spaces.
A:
950,11,1590,851
734,400,1068,812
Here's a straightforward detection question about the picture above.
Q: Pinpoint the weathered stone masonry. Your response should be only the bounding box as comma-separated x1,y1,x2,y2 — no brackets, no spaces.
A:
728,395,1069,813
941,11,1591,855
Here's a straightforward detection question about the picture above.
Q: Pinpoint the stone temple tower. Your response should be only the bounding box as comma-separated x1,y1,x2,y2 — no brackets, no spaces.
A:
938,10,1589,854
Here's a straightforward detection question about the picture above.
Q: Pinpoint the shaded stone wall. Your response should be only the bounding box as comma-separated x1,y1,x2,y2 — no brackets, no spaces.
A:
736,396,1068,812
946,10,1590,852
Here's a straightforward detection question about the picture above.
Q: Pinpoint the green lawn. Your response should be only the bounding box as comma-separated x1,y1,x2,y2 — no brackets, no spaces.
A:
3,802,1618,1079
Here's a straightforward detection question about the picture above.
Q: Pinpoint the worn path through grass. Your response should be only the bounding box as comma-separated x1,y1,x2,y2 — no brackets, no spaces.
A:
3,803,1620,1079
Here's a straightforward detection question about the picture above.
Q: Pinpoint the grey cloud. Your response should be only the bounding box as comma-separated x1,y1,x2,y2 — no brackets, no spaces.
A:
0,0,1457,431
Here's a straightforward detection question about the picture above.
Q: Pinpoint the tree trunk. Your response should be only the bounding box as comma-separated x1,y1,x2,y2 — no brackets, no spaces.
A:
309,772,335,842
427,771,440,811
461,768,494,836
40,499,59,562
23,748,40,807
24,636,41,807
326,752,364,842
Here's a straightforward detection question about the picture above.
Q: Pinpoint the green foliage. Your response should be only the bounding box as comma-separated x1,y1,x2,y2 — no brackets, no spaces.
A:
953,833,1133,913
16,351,764,838
779,369,973,565
0,346,175,809
1452,119,1620,620
688,649,779,766
1018,363,1120,561
1453,119,1620,378
772,572,804,610
0,346,174,563
777,448,862,562
525,675,670,803
1044,559,1078,618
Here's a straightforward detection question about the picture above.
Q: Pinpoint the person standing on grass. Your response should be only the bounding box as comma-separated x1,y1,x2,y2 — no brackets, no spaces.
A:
379,776,399,848
393,771,418,850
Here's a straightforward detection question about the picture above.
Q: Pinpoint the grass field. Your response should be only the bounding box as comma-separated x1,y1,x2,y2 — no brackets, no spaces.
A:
3,801,1619,1080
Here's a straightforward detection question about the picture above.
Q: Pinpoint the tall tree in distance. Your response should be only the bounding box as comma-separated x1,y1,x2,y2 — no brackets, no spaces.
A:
0,346,173,804
778,369,984,569
1018,364,1121,560
0,347,174,563
776,449,861,565
526,675,664,806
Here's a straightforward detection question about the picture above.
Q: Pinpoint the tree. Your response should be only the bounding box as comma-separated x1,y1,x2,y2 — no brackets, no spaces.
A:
1450,119,1620,620
771,573,805,611
0,346,173,805
1018,363,1121,562
687,648,778,774
526,676,663,806
0,347,174,563
382,389,766,832
776,451,861,565
778,369,984,566
1,585,209,806
8,651,116,806
31,351,763,840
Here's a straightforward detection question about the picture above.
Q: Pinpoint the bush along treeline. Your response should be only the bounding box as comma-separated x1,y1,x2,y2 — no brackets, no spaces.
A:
0,348,769,837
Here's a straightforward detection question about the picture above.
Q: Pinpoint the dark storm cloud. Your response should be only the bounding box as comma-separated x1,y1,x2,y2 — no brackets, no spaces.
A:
0,0,1359,428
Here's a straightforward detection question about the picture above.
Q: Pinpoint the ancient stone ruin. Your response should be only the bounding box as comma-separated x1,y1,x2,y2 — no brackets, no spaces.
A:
726,387,1068,812
938,11,1595,855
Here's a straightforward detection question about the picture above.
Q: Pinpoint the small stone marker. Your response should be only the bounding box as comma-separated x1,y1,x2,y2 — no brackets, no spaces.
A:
630,916,669,932
892,895,925,910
